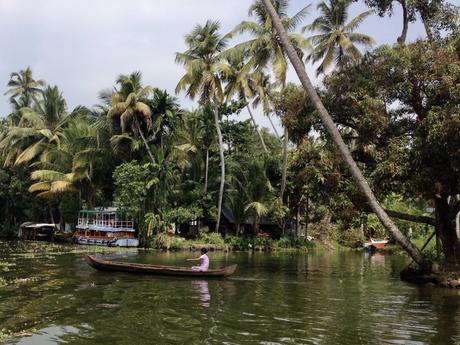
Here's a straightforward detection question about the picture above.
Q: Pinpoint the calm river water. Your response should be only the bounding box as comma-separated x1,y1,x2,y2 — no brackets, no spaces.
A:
1,241,460,345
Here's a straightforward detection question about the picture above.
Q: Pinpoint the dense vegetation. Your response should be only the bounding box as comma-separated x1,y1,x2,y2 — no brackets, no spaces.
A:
0,0,458,266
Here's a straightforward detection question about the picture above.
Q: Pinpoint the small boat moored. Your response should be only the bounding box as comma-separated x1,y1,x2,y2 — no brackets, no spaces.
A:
84,254,237,278
19,222,57,241
363,238,389,250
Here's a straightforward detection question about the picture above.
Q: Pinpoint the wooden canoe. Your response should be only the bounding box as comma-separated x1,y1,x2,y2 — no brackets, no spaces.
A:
84,254,237,278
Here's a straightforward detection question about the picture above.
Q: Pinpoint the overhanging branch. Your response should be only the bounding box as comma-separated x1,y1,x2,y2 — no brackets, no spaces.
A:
384,209,436,226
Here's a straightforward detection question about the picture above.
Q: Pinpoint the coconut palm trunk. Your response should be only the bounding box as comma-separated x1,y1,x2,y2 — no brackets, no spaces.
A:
204,147,209,194
280,125,288,199
214,103,225,232
133,116,155,164
261,0,423,265
247,105,268,153
267,113,281,139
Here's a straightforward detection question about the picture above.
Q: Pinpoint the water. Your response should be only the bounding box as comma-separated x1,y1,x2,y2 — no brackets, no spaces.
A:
1,241,460,345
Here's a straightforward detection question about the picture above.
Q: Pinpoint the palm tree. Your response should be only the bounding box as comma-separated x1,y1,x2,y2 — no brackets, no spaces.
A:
4,67,44,127
0,86,84,167
224,50,268,153
175,109,214,191
230,0,310,201
28,116,102,204
302,0,375,75
227,154,275,235
175,20,231,232
104,71,155,164
244,158,274,234
148,89,182,149
4,67,45,104
251,71,282,140
260,0,423,265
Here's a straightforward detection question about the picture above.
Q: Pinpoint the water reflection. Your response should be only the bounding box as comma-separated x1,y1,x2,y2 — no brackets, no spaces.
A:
7,325,81,345
369,252,385,266
192,280,210,308
3,242,460,345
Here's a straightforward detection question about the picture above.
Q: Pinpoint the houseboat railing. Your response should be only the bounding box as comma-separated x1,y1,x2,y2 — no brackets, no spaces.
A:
77,218,134,229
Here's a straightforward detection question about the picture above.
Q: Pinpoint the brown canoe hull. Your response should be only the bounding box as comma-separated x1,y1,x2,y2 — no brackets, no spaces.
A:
84,254,237,277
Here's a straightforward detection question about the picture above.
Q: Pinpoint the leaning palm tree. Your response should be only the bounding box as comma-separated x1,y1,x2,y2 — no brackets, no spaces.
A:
302,0,375,75
105,71,155,163
230,0,310,201
261,0,423,265
175,20,231,232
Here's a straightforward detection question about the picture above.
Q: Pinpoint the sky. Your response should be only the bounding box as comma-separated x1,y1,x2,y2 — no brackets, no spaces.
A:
0,0,435,132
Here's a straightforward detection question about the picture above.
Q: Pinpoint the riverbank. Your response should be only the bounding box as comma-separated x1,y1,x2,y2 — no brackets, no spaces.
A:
400,264,460,288
151,233,316,252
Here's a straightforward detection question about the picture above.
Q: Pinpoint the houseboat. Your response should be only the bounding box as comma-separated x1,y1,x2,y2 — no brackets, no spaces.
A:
73,207,139,247
19,222,57,241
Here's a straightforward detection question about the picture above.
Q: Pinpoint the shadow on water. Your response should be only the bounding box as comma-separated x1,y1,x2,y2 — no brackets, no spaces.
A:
1,241,460,344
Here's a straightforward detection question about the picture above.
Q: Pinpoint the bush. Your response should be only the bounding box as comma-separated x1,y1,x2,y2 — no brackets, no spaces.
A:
224,235,251,250
253,233,272,248
275,236,315,249
198,232,225,245
154,233,187,250
170,236,187,250
337,227,365,248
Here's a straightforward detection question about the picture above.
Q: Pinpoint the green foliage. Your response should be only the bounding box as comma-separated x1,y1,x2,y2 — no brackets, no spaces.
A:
303,0,375,75
113,161,148,216
253,233,272,248
164,206,203,224
0,167,45,238
274,236,315,249
198,232,225,245
144,213,169,247
224,235,251,250
333,226,365,248
113,161,149,244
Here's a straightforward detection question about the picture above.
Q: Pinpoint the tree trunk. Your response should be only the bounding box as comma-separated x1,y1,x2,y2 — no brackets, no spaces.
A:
434,196,460,264
134,117,155,164
397,0,409,44
204,148,209,194
419,10,433,41
214,103,225,233
267,112,281,140
261,0,424,265
49,203,55,224
296,206,300,237
319,209,332,243
280,125,288,199
247,105,268,153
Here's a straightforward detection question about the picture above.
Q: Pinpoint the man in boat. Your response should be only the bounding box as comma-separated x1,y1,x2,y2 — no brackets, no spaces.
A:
187,248,209,271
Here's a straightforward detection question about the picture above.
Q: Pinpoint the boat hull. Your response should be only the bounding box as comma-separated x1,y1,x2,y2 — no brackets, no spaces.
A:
75,237,139,247
364,239,389,250
84,254,237,277
371,239,388,249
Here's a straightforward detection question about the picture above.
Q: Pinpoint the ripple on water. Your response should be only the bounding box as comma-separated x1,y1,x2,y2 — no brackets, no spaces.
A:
2,246,460,345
